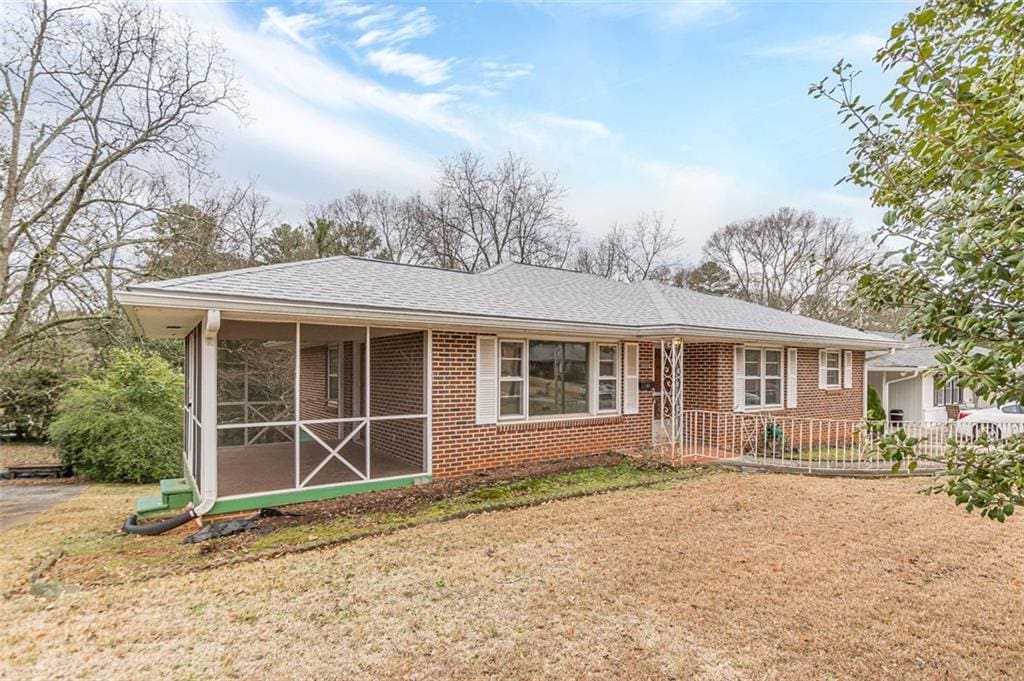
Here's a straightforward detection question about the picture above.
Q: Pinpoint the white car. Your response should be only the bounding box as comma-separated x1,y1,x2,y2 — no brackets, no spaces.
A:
954,403,1024,440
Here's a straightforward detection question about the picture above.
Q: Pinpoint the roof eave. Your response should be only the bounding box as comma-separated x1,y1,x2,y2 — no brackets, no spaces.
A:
117,288,895,349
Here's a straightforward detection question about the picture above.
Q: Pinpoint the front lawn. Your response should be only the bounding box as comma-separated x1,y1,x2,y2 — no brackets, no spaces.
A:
2,455,700,590
3,468,1022,679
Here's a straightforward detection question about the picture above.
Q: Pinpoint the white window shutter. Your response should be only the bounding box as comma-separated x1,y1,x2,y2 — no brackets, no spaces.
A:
786,348,798,408
733,346,745,411
623,343,639,414
843,350,853,389
818,349,828,389
476,336,498,425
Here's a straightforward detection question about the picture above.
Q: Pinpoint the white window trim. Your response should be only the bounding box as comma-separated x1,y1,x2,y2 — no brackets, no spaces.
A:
496,337,622,422
498,339,527,419
740,346,784,411
823,349,842,390
596,342,620,414
326,344,340,404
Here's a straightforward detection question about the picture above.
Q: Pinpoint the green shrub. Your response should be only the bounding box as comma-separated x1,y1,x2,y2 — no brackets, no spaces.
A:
0,365,67,440
49,349,183,483
867,385,885,423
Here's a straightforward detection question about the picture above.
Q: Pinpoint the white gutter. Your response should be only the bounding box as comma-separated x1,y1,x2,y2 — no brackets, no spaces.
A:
116,289,896,351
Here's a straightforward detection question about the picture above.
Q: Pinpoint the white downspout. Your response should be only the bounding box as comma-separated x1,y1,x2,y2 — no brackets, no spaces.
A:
193,309,220,517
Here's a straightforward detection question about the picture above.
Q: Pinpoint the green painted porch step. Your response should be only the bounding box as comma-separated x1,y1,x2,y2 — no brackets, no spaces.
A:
135,478,194,517
135,493,169,516
159,478,192,505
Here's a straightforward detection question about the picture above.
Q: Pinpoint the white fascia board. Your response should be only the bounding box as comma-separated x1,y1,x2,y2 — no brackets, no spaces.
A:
865,364,929,372
116,289,895,350
121,302,146,336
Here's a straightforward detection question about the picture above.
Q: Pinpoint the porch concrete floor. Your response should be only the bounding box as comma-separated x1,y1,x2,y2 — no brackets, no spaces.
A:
217,439,423,498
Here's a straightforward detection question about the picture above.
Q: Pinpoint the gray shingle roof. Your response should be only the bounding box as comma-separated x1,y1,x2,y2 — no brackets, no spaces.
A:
127,257,892,345
866,338,987,368
866,346,943,368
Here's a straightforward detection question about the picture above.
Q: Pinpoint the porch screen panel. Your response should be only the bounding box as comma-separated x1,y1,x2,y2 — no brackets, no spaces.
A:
216,320,296,447
297,324,370,487
187,324,203,492
367,328,427,480
368,328,426,417
182,324,203,492
369,418,427,476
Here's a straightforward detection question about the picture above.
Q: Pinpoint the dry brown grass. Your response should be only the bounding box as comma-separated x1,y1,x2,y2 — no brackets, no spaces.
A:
0,442,60,468
2,460,696,590
3,473,1023,680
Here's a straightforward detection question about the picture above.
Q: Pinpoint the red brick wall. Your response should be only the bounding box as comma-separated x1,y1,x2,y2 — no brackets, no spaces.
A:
369,331,426,468
341,340,355,438
682,343,734,412
430,332,655,478
677,343,866,451
299,345,339,441
783,347,864,420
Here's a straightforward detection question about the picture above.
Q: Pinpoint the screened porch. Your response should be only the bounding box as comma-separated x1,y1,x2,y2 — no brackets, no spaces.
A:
183,318,430,506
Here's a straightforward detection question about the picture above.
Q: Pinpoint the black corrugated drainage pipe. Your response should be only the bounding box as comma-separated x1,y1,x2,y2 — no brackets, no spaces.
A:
122,505,197,536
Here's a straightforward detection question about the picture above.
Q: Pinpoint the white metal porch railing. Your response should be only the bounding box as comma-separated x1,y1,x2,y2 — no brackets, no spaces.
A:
218,400,294,446
661,410,1023,471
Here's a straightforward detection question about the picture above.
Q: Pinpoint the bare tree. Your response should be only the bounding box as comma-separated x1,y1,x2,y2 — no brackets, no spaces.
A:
417,152,578,271
574,212,682,282
370,191,424,264
225,183,277,266
0,0,241,368
701,207,871,323
572,235,621,279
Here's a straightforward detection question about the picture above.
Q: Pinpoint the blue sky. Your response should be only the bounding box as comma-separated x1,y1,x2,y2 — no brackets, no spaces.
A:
171,0,913,254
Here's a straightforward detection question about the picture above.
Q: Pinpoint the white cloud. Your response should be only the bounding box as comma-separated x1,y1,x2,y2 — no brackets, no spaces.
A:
759,33,884,61
321,1,375,19
354,7,437,47
366,48,454,86
798,190,883,234
481,60,534,83
534,114,610,139
209,11,472,140
352,7,396,31
562,160,748,247
232,83,437,191
169,2,475,158
258,7,321,49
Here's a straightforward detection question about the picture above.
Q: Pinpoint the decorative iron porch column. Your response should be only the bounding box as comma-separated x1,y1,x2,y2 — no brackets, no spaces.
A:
659,337,685,457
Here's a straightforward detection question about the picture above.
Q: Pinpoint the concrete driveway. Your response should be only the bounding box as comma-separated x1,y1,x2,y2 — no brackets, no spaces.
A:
0,484,87,532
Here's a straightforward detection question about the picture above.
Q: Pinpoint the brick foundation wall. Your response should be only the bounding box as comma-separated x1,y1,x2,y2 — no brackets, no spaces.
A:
430,332,655,478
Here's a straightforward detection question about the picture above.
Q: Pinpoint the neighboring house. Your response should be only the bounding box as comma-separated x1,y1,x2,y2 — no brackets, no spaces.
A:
866,337,990,423
117,257,892,516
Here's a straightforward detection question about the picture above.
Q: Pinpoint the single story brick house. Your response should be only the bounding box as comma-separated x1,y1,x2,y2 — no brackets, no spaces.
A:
117,256,893,516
